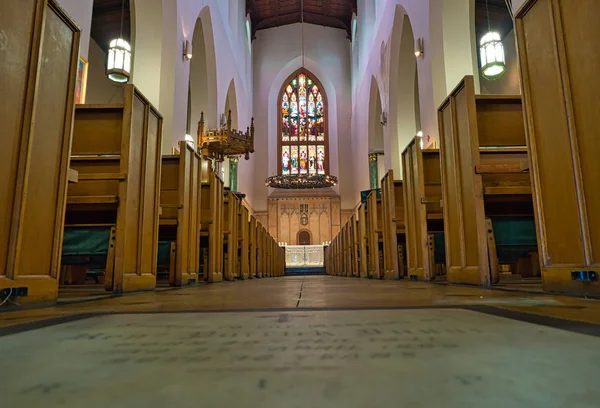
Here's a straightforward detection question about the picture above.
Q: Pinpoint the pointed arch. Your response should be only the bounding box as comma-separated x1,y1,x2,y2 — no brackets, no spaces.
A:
224,79,238,129
388,6,421,176
189,6,218,141
368,76,384,153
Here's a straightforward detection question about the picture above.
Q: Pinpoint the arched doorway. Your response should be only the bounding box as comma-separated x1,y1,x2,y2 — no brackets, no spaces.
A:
298,230,311,245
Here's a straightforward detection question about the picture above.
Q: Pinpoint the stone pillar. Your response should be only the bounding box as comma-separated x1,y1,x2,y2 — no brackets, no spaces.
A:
368,153,379,190
229,156,238,192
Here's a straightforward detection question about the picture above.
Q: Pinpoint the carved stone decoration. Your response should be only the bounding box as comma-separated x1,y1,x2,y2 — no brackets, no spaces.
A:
267,197,341,245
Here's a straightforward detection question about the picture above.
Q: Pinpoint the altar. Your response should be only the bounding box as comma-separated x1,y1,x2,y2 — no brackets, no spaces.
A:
285,245,324,268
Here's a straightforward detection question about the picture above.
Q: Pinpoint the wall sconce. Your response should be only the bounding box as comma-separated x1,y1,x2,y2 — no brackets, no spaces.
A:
183,40,193,61
414,38,424,58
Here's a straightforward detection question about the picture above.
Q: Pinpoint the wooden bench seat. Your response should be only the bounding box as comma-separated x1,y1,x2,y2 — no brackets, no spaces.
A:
64,86,163,294
515,0,600,295
159,141,202,287
238,203,251,280
365,190,384,279
381,170,406,279
249,216,258,278
402,139,446,281
223,190,242,281
438,76,536,286
1,0,81,302
200,161,224,283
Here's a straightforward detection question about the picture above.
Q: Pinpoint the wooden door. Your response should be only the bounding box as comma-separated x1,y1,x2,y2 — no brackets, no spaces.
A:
298,230,311,245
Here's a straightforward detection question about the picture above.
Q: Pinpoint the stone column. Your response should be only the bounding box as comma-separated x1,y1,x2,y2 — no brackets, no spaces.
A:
229,156,238,192
368,153,379,190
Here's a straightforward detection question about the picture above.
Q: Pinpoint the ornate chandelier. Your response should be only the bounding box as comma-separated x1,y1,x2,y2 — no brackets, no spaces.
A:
198,110,254,161
265,174,338,189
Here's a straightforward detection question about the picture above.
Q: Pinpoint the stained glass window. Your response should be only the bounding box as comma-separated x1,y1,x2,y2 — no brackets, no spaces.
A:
280,71,327,176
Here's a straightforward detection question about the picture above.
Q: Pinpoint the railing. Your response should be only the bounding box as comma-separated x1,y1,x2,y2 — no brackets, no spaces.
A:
285,245,324,268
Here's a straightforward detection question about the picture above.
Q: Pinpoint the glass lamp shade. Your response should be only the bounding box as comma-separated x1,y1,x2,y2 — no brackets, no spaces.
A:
107,38,132,83
480,32,506,80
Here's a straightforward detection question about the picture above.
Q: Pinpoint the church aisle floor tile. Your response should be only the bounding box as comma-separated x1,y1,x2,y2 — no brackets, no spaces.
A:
2,276,600,330
3,308,600,407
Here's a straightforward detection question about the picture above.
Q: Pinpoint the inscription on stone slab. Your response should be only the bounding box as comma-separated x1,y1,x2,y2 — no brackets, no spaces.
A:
2,309,600,407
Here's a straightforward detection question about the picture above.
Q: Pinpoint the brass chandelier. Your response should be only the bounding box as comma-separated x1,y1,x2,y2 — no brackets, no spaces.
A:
198,110,254,161
265,174,338,189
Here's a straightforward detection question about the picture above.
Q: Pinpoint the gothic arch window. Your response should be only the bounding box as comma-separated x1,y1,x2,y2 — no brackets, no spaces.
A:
279,69,329,176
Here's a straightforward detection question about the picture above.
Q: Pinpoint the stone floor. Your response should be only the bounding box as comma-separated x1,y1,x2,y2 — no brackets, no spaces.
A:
2,276,600,407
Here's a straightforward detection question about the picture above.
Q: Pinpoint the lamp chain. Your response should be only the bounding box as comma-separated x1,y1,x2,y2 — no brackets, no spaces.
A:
119,0,125,39
301,0,305,68
485,0,491,32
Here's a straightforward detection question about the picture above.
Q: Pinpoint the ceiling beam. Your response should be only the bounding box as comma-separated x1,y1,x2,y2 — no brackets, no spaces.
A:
255,10,348,31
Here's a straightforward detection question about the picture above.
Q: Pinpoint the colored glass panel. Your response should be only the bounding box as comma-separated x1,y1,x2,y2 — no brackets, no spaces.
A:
280,72,327,176
309,146,317,175
317,145,325,174
291,146,299,175
299,146,308,174
282,146,290,175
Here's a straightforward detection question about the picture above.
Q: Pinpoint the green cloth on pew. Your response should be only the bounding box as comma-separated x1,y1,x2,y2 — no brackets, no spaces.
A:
62,226,112,256
490,217,538,264
433,232,446,264
61,226,112,268
157,241,173,267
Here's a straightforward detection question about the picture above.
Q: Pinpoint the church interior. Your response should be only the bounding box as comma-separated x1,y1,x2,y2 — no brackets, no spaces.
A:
2,0,600,405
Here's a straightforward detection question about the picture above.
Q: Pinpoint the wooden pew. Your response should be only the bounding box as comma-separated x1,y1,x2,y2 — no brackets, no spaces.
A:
343,224,352,277
401,138,444,281
1,0,80,302
159,140,202,287
66,85,163,294
325,244,331,275
200,161,224,283
223,189,241,281
365,190,384,279
515,0,600,295
381,170,406,280
249,216,258,279
350,212,362,277
334,235,343,276
357,203,369,278
279,245,285,276
327,237,335,275
337,226,344,276
238,204,251,280
264,232,271,278
269,234,276,277
256,223,265,278
438,76,533,286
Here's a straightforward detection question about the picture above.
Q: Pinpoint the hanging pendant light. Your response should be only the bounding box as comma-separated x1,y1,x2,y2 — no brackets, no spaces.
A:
107,0,132,83
479,0,506,80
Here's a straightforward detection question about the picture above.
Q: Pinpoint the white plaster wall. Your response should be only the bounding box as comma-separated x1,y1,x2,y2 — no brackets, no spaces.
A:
56,0,94,59
350,0,481,201
177,0,254,204
252,23,353,211
512,0,527,12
